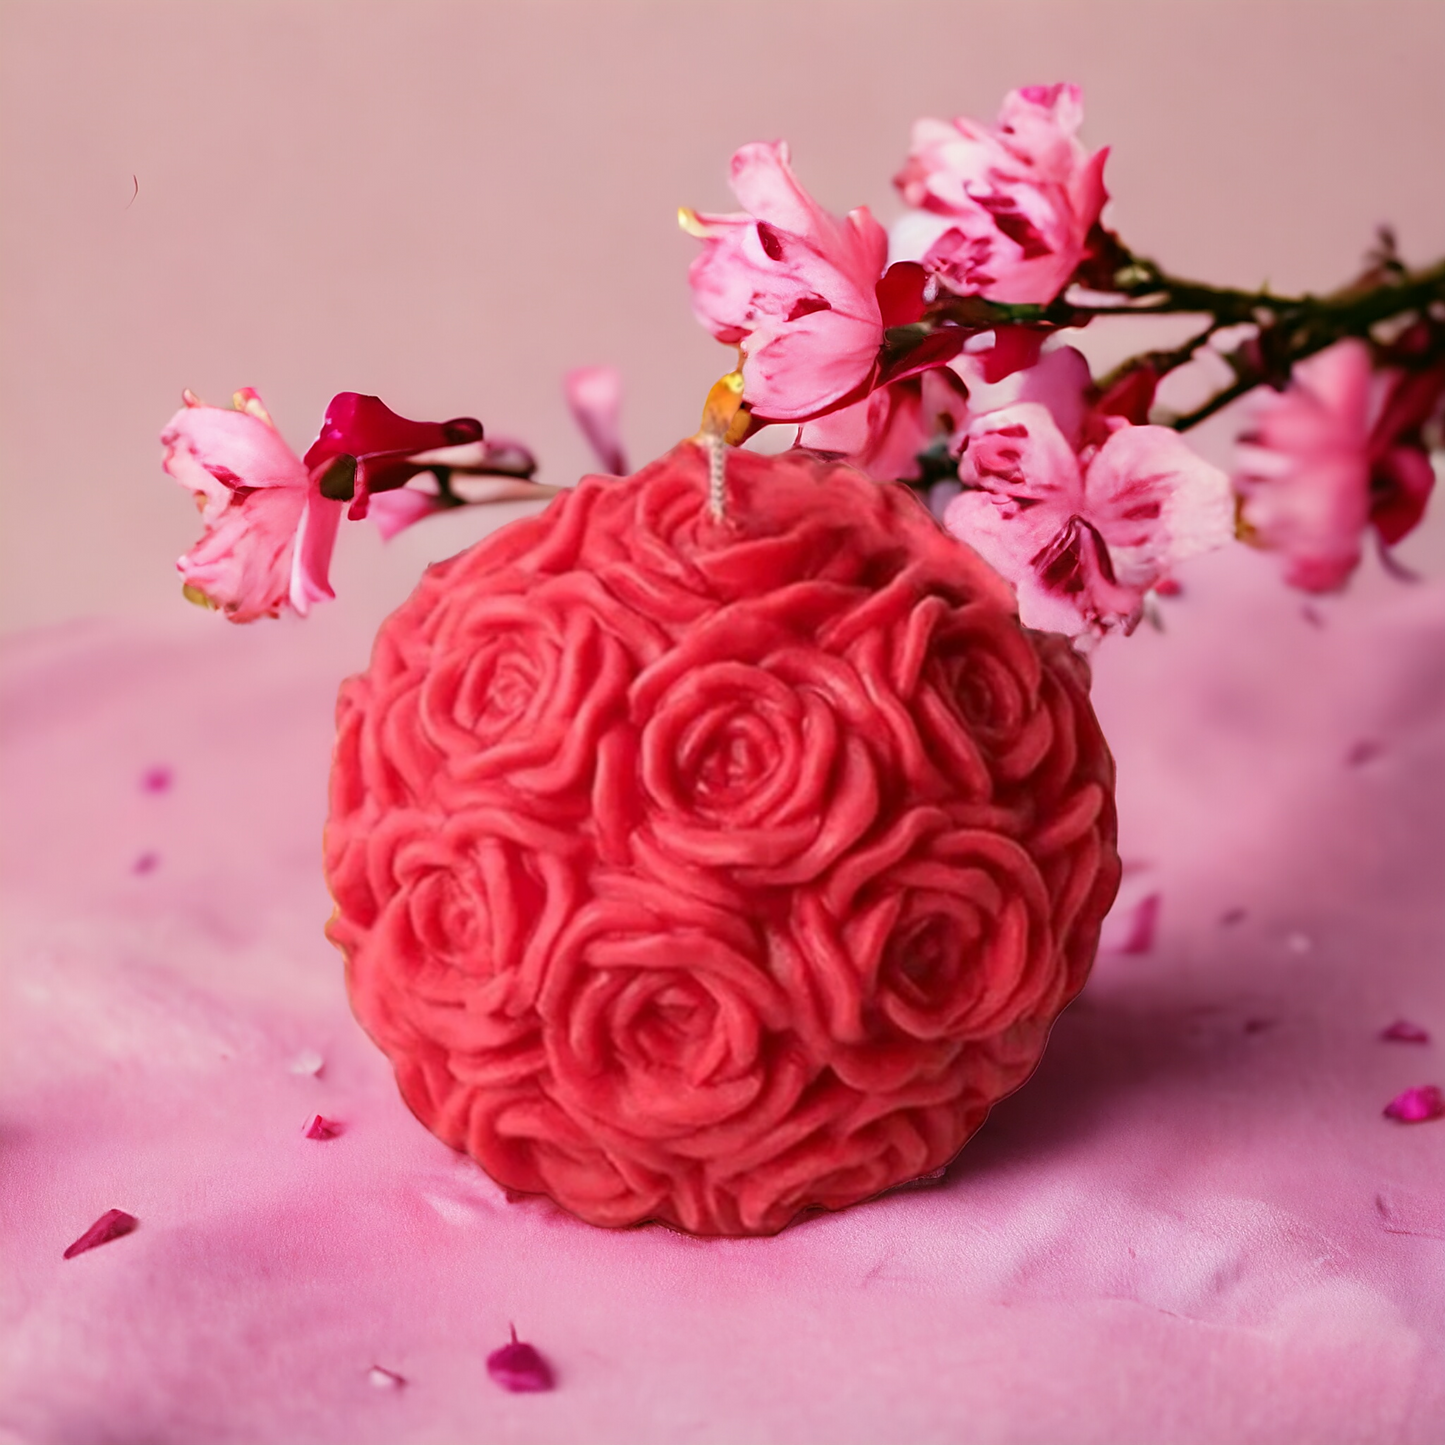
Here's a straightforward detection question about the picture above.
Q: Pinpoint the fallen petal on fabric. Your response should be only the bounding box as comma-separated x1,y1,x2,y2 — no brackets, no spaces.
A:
487,1328,555,1393
367,1366,405,1389
303,1114,343,1140
63,1209,139,1259
1383,1085,1445,1123
1099,892,1160,955
1381,1020,1431,1045
289,1049,325,1076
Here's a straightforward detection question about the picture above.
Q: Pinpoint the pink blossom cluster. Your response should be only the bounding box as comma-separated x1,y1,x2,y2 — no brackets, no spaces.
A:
682,85,1444,633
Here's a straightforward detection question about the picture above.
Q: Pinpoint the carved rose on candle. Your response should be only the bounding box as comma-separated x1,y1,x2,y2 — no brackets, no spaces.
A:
326,443,1119,1235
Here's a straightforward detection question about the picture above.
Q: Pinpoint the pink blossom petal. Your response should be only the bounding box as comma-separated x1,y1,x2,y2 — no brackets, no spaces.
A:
1099,892,1160,955
366,488,447,541
1381,1020,1431,1045
890,84,1108,304
565,365,627,474
487,1328,555,1393
64,1208,138,1259
1234,341,1374,592
303,1114,343,1140
684,141,887,421
1383,1085,1445,1123
1083,424,1234,591
368,1366,405,1389
141,766,173,793
289,1049,325,1076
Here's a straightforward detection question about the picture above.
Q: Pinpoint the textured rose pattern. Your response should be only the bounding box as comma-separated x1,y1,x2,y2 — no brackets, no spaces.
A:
325,443,1120,1235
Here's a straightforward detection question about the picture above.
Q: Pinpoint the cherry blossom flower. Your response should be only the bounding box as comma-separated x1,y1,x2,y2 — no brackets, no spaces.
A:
682,141,889,421
164,390,524,620
163,388,343,623
945,388,1233,636
1235,339,1444,592
891,83,1109,305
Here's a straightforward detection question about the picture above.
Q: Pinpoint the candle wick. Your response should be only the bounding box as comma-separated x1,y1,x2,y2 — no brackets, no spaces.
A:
697,369,746,526
707,432,727,522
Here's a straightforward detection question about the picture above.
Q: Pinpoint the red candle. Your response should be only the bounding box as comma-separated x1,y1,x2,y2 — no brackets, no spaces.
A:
324,441,1120,1235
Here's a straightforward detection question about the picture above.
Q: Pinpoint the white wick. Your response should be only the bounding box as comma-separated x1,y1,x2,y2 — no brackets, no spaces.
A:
707,431,727,522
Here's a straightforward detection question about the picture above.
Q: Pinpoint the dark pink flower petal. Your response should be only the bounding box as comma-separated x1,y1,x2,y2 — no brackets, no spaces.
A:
1099,892,1160,955
565,366,627,475
303,394,485,520
64,1208,138,1259
1384,1085,1445,1123
303,1114,343,1140
141,766,173,793
1382,1020,1431,1045
487,1327,555,1393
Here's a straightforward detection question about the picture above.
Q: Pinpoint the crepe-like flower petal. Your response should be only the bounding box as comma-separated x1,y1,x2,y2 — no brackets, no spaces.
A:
162,391,343,622
565,365,627,474
947,401,1231,635
892,84,1108,304
684,141,888,421
1236,340,1444,591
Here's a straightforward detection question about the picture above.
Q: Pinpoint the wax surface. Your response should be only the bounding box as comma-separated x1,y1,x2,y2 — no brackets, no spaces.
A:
2,539,1444,1441
323,445,1120,1234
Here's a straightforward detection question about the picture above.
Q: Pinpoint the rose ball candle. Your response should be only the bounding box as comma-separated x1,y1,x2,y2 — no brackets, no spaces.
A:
324,442,1120,1236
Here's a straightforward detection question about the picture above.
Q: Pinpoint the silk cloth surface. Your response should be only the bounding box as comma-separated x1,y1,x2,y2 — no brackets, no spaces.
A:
2,544,1443,1444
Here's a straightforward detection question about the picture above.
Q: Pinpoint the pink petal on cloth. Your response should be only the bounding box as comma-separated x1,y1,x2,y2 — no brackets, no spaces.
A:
63,1208,138,1259
141,766,173,793
367,1366,405,1389
1098,892,1161,955
1381,1020,1431,1045
565,366,627,474
487,1329,555,1393
1383,1085,1445,1123
303,1114,342,1140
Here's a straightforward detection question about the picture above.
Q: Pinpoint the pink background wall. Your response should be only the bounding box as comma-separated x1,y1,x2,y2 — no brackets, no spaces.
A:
2,0,1443,635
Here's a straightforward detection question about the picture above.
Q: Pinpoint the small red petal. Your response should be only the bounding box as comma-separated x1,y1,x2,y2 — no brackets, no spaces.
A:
1382,1020,1431,1045
487,1332,555,1393
64,1208,138,1259
141,766,173,793
1101,893,1160,955
303,1114,343,1140
1384,1085,1445,1123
